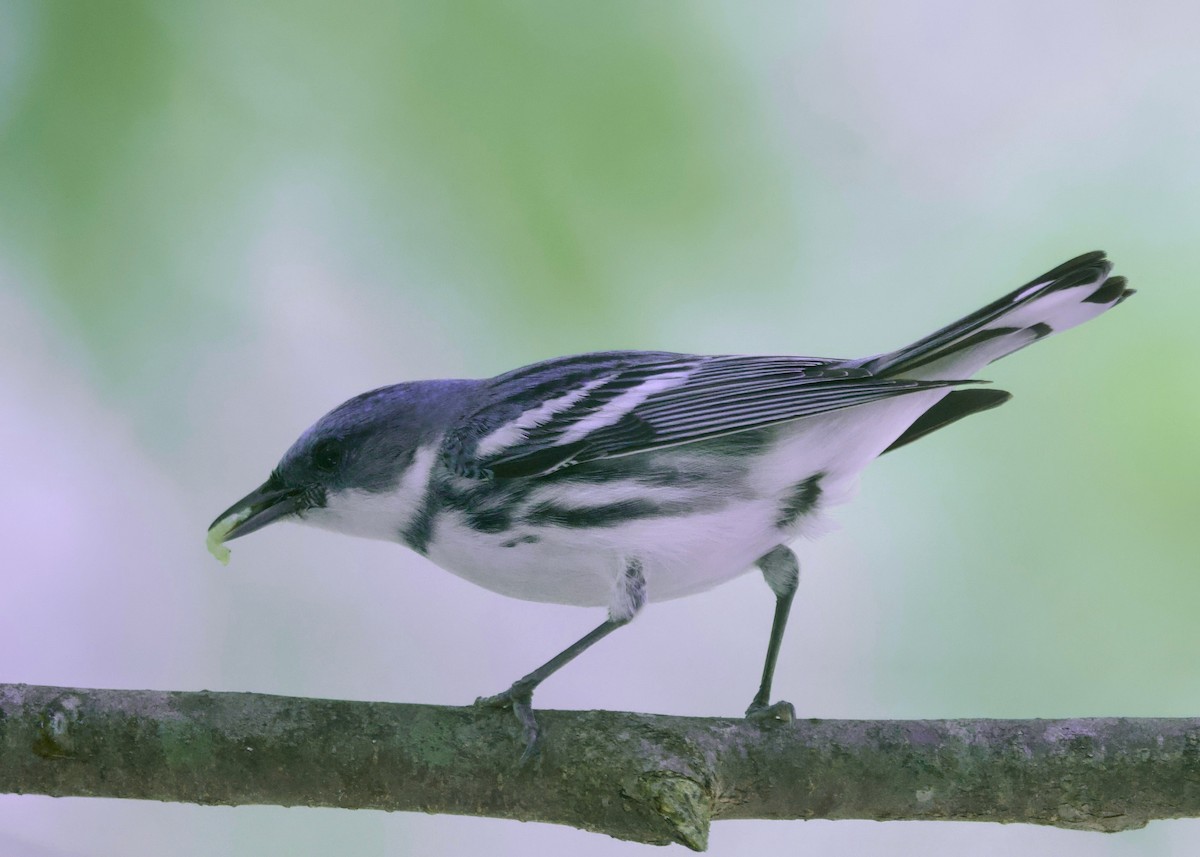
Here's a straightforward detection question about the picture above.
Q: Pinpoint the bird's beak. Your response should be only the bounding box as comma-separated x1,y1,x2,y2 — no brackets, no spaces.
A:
208,474,309,543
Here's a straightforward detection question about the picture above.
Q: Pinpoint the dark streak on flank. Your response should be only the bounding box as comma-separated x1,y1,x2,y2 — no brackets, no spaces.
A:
776,472,824,529
465,508,512,534
438,473,540,536
1028,322,1053,339
501,534,541,548
524,498,694,529
443,428,760,536
548,460,712,488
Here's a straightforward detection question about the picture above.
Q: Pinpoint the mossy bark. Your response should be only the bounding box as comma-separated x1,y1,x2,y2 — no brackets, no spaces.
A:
3,683,1199,850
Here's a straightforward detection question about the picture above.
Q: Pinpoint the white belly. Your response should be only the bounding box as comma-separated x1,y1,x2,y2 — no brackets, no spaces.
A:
426,496,791,607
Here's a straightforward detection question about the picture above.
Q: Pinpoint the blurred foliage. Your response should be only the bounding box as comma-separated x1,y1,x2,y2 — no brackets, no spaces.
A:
1,1,792,385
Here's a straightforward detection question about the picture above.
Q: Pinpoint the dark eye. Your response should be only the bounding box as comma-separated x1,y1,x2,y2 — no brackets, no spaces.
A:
311,438,344,472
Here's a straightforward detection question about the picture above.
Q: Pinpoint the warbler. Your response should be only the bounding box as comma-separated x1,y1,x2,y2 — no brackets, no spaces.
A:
209,251,1131,759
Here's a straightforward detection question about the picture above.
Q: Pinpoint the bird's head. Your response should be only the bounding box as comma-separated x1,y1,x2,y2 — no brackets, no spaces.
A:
207,380,478,557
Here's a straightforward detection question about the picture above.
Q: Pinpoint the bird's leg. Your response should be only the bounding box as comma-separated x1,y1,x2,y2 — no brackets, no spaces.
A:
478,559,646,762
746,545,799,723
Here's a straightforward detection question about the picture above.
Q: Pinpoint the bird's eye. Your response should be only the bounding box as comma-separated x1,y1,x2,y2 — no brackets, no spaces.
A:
311,438,344,472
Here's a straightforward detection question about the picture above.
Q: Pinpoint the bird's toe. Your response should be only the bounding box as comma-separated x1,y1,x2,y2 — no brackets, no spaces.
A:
475,683,542,763
745,699,796,724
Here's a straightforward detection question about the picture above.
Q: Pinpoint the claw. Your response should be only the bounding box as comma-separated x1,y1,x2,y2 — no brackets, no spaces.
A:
475,683,542,763
745,699,796,724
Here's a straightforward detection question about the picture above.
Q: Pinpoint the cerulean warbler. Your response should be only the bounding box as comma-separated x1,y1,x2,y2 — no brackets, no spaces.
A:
209,251,1132,759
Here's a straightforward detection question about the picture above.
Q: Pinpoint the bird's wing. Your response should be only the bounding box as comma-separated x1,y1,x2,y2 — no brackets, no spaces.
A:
446,351,965,479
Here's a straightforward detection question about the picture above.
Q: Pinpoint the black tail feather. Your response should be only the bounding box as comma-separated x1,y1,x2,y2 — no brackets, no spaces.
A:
882,388,1013,454
864,251,1119,378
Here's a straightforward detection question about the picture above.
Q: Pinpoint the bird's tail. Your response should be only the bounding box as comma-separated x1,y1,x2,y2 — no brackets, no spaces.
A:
862,251,1133,380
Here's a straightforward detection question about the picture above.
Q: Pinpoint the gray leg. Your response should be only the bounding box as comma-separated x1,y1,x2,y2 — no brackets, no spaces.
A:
479,559,647,762
746,545,799,721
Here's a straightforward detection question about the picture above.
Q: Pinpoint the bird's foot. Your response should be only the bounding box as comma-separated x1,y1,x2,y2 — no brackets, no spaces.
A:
475,681,541,764
745,698,796,724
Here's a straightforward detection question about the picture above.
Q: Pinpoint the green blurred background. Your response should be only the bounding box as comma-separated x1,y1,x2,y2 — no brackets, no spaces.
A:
2,1,1198,854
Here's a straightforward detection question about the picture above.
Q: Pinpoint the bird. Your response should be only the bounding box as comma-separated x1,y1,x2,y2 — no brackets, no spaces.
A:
209,251,1132,760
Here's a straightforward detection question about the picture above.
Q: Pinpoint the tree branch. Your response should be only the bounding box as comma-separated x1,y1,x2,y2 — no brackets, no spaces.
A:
2,683,1198,850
